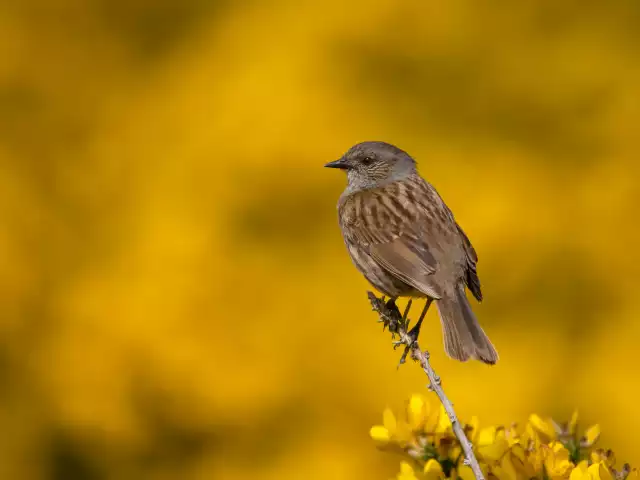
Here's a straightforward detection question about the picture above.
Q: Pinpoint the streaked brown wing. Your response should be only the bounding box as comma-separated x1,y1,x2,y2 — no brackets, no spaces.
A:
340,181,443,299
369,240,441,299
456,223,482,301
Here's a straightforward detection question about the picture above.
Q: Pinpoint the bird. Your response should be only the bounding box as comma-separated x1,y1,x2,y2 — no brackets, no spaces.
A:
325,141,498,364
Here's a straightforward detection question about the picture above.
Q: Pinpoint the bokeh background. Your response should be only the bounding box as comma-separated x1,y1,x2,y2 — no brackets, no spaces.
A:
1,1,639,478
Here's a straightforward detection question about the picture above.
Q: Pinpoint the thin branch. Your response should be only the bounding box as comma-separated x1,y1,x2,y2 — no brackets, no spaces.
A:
368,292,485,480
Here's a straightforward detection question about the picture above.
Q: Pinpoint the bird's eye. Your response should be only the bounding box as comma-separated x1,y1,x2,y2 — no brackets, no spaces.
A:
362,156,374,165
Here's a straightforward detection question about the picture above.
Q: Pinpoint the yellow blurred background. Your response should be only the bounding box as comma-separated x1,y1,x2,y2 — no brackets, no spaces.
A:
1,1,639,478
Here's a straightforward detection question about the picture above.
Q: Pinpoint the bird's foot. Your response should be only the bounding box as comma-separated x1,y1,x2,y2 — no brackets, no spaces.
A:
397,346,412,367
397,298,432,367
391,340,412,367
406,321,422,346
367,291,418,368
367,292,404,334
396,323,422,367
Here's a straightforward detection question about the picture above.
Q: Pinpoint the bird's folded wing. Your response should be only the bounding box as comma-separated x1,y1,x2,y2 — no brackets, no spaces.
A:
369,239,442,299
455,222,482,301
339,185,443,299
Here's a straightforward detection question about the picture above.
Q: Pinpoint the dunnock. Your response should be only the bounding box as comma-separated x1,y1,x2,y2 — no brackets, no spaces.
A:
326,141,497,364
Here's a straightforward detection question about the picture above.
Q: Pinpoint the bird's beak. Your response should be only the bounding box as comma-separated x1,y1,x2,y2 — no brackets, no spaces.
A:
324,158,350,170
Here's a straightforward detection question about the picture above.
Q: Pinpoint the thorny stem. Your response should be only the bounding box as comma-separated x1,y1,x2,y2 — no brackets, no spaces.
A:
368,292,485,480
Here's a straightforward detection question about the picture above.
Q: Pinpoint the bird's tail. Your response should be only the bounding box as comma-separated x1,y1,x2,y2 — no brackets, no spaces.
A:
436,286,498,364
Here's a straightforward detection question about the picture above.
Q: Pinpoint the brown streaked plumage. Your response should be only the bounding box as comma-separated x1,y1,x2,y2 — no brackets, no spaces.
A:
326,141,498,364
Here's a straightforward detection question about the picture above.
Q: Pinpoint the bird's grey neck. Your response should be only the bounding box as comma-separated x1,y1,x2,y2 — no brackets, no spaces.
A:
344,168,415,195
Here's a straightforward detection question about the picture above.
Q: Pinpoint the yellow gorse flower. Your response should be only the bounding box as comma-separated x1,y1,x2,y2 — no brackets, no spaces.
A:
397,462,421,480
543,442,574,480
372,395,634,480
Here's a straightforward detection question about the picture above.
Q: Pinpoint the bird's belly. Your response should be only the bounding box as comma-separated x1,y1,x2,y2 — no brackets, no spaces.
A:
346,242,420,298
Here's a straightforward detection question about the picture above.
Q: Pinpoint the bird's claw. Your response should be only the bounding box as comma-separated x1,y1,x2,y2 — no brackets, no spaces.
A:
405,321,422,345
397,345,411,368
379,314,399,333
368,291,418,368
368,292,403,333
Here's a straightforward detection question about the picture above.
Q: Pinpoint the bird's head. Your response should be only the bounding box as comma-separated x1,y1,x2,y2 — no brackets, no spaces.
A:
325,141,417,192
